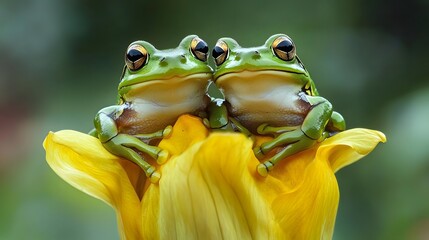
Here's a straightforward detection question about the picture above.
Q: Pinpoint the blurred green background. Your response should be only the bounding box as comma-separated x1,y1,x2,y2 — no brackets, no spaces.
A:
1,0,428,239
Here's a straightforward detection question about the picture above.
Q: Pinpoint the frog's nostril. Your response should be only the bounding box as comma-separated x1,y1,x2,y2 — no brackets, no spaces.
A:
180,55,187,64
252,51,261,60
159,57,168,66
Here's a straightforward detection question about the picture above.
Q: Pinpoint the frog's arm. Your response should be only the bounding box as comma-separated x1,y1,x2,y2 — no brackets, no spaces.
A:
93,105,168,183
94,106,123,142
205,81,253,135
206,101,230,129
204,81,233,130
300,94,333,140
254,94,333,176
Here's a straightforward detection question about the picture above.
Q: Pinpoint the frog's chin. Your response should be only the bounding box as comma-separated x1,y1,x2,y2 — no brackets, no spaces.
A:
215,70,307,87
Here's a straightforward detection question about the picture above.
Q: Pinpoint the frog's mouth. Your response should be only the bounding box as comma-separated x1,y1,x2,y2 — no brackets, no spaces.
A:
119,72,212,100
215,70,308,87
119,72,212,95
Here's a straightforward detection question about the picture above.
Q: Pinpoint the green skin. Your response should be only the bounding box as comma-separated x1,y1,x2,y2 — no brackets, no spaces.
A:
90,35,212,183
209,34,346,176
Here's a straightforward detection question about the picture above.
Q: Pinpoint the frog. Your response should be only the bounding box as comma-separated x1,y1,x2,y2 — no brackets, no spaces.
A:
208,34,345,177
90,35,212,183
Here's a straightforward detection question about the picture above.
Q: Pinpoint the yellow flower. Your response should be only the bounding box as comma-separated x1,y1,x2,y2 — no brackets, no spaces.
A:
43,115,386,239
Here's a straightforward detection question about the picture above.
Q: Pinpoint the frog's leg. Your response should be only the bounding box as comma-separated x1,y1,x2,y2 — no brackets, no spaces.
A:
256,124,299,136
133,125,172,141
94,106,168,183
256,111,344,138
254,95,333,176
254,130,317,176
229,117,253,137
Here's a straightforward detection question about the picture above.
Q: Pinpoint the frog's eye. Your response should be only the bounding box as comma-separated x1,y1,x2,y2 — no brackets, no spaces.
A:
190,37,209,62
125,44,148,71
212,40,228,66
272,36,296,61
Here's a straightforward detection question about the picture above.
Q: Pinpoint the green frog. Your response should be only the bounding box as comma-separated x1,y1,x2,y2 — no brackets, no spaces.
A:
91,35,212,183
208,34,345,176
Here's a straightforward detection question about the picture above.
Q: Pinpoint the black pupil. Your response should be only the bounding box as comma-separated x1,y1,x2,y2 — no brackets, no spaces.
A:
195,41,208,54
127,49,144,62
276,40,294,53
212,46,225,58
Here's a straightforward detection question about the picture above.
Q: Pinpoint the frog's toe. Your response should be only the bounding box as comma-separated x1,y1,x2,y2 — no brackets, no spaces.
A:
156,149,169,164
145,166,161,183
202,118,211,128
253,146,265,159
256,123,269,134
149,171,161,183
163,125,173,138
256,161,274,177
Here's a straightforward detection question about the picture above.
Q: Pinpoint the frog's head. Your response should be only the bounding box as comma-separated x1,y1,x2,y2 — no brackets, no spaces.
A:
212,34,318,96
118,35,212,97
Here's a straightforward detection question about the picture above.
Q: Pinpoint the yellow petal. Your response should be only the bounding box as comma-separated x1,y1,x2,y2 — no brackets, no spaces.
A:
148,117,386,239
158,114,209,156
44,115,386,240
43,130,143,240
270,148,339,239
318,128,387,173
154,129,339,239
154,133,281,239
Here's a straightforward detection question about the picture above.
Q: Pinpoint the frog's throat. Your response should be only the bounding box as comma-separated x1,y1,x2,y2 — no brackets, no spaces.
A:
215,70,308,86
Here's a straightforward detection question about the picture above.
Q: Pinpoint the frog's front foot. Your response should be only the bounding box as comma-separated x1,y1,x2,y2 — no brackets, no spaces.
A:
103,133,170,183
131,126,172,165
253,127,317,177
134,125,173,142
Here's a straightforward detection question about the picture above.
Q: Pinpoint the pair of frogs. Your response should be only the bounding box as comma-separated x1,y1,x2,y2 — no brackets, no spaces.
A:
90,34,345,183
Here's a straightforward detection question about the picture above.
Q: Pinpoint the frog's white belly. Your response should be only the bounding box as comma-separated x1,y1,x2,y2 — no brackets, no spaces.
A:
217,71,310,132
117,74,210,134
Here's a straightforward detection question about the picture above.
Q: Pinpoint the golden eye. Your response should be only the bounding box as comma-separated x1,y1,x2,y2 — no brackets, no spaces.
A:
125,44,148,71
212,40,228,66
190,37,209,62
272,36,296,61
